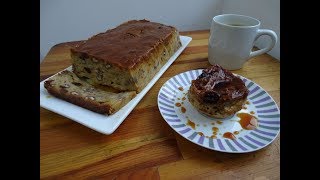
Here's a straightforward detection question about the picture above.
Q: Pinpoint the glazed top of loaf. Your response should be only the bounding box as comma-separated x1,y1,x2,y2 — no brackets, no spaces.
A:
71,20,176,69
191,65,249,104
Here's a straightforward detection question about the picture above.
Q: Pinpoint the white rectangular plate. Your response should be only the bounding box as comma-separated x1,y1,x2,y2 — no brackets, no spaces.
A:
40,35,192,134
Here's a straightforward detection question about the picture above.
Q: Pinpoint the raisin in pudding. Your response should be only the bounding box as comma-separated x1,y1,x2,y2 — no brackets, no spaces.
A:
188,65,249,118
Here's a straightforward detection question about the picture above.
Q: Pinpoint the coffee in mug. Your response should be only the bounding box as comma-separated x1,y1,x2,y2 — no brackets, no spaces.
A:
208,14,278,70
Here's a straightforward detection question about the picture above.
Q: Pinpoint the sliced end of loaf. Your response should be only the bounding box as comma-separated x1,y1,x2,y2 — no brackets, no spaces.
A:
44,70,136,115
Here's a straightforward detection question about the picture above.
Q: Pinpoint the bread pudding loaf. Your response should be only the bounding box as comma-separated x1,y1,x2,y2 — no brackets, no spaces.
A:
188,65,249,118
44,70,136,115
71,20,182,93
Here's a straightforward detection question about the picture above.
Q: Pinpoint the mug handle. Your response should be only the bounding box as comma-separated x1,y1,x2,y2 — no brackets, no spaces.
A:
249,29,278,58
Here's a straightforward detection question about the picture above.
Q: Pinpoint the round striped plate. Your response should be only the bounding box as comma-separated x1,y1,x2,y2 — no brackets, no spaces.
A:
157,69,280,153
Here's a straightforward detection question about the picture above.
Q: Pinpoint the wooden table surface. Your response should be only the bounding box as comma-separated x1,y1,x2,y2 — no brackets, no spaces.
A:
40,30,280,179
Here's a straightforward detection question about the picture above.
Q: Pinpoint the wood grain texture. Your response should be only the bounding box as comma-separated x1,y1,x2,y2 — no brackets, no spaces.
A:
40,30,280,179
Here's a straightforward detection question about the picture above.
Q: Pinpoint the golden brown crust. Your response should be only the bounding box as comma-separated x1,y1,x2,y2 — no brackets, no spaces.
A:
70,19,177,69
71,20,182,92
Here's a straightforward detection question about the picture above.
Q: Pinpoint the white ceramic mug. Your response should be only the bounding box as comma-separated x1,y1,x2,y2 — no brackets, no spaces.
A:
208,14,278,70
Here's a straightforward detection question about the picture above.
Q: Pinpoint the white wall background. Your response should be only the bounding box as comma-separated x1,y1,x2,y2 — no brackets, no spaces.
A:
40,0,222,61
40,0,279,62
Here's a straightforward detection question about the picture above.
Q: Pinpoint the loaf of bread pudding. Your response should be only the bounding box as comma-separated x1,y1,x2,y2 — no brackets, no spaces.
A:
71,19,182,93
44,20,182,114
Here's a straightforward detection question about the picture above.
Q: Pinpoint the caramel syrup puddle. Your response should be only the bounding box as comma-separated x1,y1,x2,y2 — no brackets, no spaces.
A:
181,106,186,113
197,132,204,136
212,127,219,132
187,119,196,130
237,113,258,130
211,135,217,139
223,132,236,140
217,120,223,124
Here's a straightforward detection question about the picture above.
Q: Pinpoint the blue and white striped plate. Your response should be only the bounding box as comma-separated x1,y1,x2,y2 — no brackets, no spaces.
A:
157,69,280,153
